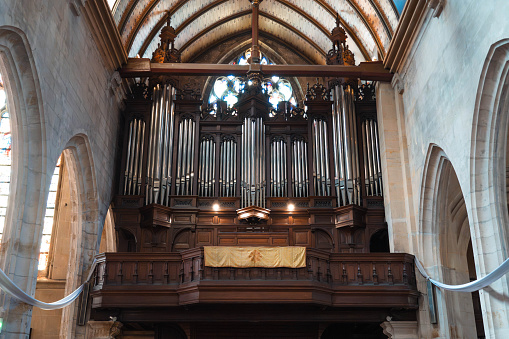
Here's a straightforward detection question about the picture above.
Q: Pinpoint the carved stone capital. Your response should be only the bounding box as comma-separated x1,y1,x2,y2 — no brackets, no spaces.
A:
391,73,405,94
86,320,123,339
380,320,418,339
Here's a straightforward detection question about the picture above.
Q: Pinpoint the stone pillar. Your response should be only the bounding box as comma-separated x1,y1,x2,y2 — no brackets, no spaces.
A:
86,320,123,339
375,80,417,254
380,320,418,339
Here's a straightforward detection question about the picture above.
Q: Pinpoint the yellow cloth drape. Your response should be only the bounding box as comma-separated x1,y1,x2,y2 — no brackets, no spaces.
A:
204,246,306,268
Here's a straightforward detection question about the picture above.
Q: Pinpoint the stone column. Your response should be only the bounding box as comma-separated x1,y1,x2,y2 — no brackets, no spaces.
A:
375,80,417,254
86,320,123,339
380,320,418,339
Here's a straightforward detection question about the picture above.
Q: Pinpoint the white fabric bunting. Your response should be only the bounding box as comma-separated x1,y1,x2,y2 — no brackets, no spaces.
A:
415,257,509,292
0,259,97,310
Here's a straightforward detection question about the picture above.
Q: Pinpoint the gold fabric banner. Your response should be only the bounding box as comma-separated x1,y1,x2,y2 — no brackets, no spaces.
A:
204,246,306,268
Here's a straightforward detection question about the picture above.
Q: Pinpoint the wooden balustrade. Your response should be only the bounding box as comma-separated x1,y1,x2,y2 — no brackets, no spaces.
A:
92,249,415,287
90,249,418,310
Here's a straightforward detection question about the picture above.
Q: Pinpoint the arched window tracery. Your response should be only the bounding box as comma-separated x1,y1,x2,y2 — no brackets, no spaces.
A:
208,49,297,113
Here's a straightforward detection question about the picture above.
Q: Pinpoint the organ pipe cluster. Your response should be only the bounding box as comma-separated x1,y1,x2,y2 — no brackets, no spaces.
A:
146,83,175,206
331,84,361,206
270,137,287,197
121,80,383,210
360,118,383,196
292,138,309,197
312,118,331,196
198,136,215,197
176,117,196,196
241,118,266,208
124,119,145,195
220,137,237,197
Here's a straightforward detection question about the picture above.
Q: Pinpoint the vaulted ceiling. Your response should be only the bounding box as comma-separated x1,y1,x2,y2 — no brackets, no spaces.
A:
111,0,399,64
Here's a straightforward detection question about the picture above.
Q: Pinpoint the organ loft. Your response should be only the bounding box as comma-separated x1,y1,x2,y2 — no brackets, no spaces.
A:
88,5,418,338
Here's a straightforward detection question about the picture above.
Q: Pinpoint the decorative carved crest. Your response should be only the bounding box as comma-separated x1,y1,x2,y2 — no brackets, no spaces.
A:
151,14,181,63
355,83,376,102
327,15,355,66
129,81,150,100
306,82,330,102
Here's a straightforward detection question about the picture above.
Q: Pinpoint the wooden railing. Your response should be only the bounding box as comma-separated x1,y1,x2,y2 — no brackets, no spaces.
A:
92,249,415,287
90,249,418,309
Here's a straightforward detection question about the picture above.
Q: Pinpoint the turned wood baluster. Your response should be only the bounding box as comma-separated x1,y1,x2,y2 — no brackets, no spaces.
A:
342,262,347,284
149,262,154,284
357,262,363,285
133,261,138,284
118,261,123,285
164,261,169,284
372,262,378,285
387,261,394,285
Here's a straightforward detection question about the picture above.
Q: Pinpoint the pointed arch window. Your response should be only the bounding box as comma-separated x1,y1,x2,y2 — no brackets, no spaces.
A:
0,73,12,244
38,156,62,271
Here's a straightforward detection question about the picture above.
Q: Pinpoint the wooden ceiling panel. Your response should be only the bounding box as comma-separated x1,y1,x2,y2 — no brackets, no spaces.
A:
112,0,399,64
128,0,180,57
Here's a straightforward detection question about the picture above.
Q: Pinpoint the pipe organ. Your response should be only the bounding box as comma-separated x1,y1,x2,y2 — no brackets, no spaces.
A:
116,78,385,254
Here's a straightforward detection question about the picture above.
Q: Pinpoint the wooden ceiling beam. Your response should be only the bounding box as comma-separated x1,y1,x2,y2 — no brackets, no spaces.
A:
119,58,393,82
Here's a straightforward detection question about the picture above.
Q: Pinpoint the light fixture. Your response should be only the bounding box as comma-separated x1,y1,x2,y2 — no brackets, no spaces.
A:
288,203,295,211
213,202,220,211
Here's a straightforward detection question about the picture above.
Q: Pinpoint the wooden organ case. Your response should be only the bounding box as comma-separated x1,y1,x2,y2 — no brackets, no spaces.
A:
114,78,387,255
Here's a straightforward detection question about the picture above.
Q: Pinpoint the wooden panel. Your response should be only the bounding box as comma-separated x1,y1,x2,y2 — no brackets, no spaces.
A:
292,216,309,225
118,213,140,223
218,237,236,245
294,230,309,246
173,214,195,224
196,230,212,245
218,217,236,224
198,216,214,225
272,216,289,225
272,237,289,245
237,237,271,245
315,215,333,224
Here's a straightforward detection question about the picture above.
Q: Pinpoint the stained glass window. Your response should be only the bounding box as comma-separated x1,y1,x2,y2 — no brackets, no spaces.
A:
0,73,11,245
38,156,62,271
209,49,296,112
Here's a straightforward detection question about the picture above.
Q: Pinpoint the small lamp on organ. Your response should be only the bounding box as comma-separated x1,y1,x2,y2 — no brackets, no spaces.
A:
213,202,220,211
287,203,295,211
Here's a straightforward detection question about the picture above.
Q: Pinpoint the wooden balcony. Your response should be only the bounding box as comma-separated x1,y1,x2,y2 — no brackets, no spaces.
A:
90,249,418,312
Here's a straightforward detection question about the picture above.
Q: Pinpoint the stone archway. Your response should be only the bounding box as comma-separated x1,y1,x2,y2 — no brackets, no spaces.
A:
419,145,481,338
0,26,47,337
470,38,509,338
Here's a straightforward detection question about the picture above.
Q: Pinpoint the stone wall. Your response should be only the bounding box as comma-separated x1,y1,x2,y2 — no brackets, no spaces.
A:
0,0,123,337
378,0,509,338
